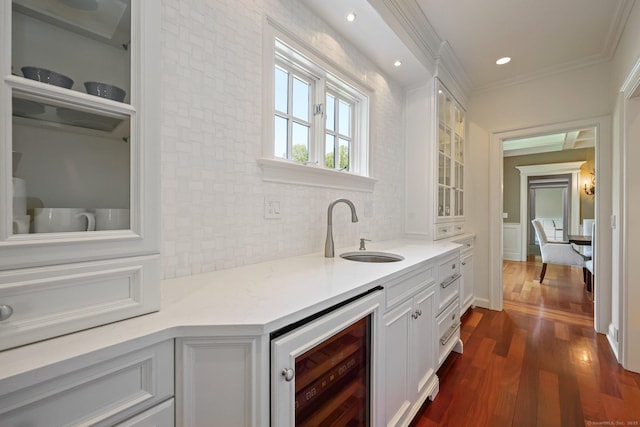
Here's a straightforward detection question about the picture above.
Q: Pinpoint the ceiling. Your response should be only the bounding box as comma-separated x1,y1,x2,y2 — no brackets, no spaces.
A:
503,128,596,157
301,0,636,91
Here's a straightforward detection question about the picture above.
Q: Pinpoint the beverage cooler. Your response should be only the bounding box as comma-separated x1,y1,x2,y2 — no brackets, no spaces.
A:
271,288,384,426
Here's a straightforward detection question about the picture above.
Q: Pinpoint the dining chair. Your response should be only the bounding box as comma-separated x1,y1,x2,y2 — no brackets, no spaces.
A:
531,219,586,283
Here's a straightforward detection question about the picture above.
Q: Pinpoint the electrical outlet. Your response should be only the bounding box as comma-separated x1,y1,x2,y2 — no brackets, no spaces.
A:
264,197,282,219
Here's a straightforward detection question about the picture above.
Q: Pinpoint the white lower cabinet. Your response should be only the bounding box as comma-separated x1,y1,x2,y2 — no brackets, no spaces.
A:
382,265,438,427
175,336,264,427
0,340,174,427
455,236,475,315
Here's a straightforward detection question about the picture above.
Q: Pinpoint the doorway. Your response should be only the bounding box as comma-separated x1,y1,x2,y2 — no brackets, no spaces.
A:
528,175,570,252
487,116,611,334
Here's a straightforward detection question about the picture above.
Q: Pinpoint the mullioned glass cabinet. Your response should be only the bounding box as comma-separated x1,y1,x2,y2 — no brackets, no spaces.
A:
0,0,160,350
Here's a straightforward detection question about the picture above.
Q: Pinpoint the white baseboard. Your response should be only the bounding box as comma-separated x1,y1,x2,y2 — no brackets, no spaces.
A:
472,297,490,310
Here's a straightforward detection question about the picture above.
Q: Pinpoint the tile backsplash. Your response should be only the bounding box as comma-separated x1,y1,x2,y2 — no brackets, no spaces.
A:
160,0,406,279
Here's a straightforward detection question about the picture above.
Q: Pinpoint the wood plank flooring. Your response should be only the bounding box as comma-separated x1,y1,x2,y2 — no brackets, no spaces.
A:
410,258,640,427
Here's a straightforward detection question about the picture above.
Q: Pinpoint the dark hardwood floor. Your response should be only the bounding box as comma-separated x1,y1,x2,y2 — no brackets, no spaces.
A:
410,257,640,427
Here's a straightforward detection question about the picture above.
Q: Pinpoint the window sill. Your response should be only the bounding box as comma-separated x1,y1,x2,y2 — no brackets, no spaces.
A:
257,158,378,192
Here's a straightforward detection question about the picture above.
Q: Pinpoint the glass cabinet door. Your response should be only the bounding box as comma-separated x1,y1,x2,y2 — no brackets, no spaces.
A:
7,0,133,238
436,81,465,220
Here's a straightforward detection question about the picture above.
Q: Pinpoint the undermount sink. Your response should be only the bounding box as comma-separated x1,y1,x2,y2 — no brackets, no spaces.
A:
340,251,404,263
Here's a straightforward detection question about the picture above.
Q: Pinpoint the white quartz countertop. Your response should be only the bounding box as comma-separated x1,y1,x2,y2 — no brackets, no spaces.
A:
0,239,461,384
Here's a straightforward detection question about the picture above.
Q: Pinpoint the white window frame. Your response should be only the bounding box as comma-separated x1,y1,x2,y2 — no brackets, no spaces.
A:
260,17,377,192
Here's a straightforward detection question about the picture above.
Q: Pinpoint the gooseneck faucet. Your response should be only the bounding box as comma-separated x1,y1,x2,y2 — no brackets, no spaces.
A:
325,198,359,257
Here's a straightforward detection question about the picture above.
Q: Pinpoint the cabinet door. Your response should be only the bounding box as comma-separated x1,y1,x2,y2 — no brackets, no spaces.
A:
461,251,474,314
382,299,413,427
176,337,259,427
1,1,160,267
435,80,465,221
411,286,436,400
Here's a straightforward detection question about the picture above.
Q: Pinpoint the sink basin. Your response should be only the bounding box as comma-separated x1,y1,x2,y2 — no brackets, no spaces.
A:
340,251,404,263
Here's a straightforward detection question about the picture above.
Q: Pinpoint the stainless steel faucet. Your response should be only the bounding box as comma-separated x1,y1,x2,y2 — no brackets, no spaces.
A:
325,199,358,257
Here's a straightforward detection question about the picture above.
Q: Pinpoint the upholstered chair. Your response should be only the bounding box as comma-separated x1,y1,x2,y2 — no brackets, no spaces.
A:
531,219,585,283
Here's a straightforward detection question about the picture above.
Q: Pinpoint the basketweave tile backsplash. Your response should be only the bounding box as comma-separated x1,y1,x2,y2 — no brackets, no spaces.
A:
160,0,406,279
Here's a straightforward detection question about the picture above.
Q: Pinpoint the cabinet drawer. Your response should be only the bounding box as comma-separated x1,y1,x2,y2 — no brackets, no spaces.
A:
436,299,461,366
116,398,175,427
435,222,465,240
385,264,435,310
437,255,460,312
0,255,161,351
0,340,174,427
456,237,474,254
435,224,453,240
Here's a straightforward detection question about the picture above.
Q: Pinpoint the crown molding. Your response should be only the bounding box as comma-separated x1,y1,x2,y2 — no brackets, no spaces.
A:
602,0,636,60
435,41,472,106
371,0,472,99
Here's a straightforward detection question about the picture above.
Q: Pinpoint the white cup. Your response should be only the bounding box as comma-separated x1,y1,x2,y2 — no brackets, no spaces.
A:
95,208,130,230
12,214,31,234
34,208,96,233
12,178,27,217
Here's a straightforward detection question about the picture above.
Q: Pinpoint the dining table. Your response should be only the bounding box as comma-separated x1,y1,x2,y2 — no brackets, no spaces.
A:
568,234,592,246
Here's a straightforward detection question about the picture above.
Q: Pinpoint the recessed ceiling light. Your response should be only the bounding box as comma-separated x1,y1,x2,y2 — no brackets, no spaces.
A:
496,57,511,65
346,12,357,22
393,60,402,67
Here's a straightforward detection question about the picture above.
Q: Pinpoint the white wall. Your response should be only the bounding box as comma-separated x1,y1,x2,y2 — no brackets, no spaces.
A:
159,0,406,278
466,122,490,307
611,1,640,372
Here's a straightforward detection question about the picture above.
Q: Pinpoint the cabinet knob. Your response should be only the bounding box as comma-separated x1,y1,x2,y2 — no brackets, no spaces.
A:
0,305,14,321
416,309,422,316
462,262,466,266
281,368,295,382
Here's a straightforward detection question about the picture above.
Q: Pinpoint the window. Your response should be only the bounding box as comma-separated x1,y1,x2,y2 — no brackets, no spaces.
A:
272,47,365,172
261,21,375,191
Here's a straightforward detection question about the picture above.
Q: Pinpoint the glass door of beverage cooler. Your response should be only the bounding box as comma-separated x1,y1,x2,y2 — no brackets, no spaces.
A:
293,316,370,426
271,289,383,427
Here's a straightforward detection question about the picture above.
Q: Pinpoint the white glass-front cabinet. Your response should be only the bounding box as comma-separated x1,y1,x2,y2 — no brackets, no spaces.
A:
434,79,465,240
404,78,466,240
0,0,161,350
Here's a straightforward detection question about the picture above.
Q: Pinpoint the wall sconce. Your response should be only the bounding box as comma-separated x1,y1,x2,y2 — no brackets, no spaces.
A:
584,171,595,195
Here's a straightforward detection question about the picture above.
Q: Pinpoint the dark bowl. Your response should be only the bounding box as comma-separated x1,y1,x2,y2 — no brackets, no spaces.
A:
21,66,74,89
84,81,126,102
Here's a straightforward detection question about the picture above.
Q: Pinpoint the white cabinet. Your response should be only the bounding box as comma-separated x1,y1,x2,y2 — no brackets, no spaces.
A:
435,79,465,232
0,1,161,350
0,340,174,427
404,78,466,240
456,236,475,315
175,336,265,427
382,264,438,427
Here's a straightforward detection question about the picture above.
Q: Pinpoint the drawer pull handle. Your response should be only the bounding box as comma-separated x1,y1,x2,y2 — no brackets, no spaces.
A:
440,273,461,289
0,305,13,321
440,322,461,346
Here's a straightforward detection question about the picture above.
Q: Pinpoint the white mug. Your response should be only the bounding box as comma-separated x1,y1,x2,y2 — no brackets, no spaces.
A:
95,208,130,230
34,208,95,233
12,214,30,234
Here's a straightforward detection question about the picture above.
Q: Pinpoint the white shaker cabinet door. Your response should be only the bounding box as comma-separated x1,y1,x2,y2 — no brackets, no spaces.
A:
175,336,263,427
